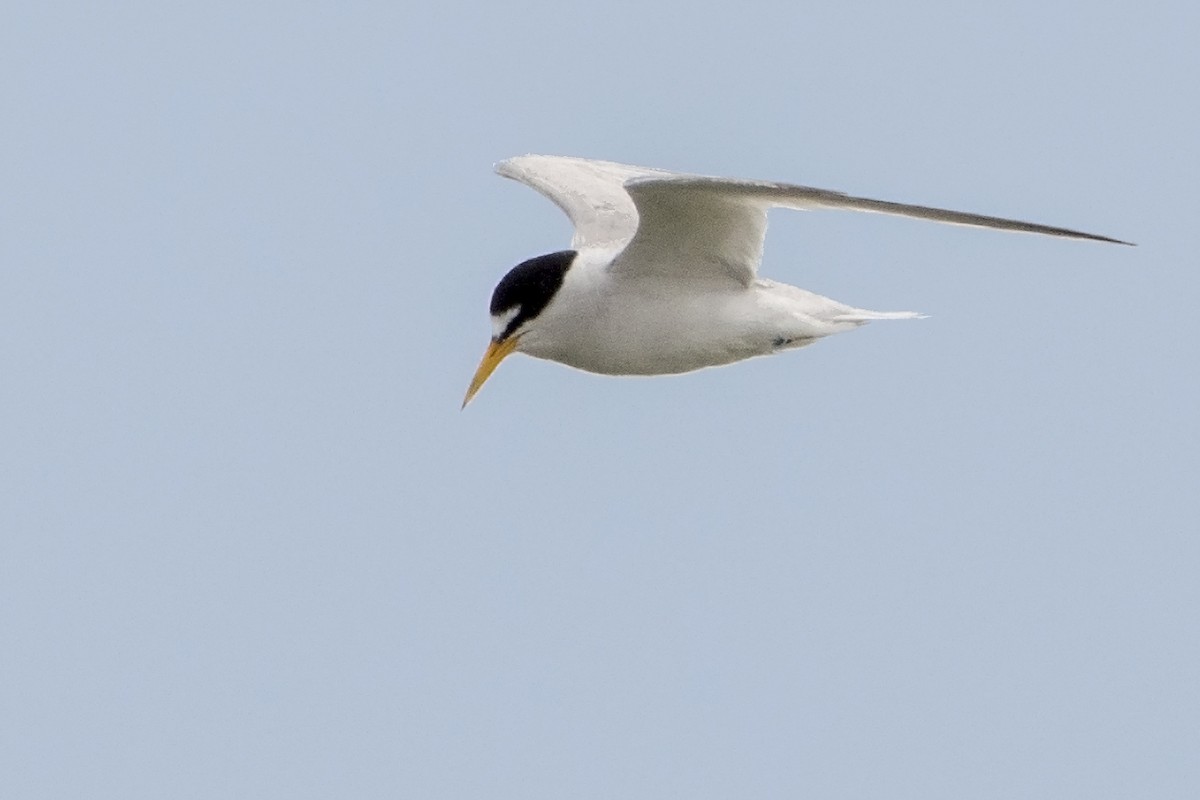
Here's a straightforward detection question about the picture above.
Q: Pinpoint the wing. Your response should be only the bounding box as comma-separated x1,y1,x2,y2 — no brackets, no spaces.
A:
611,171,1132,286
498,156,1132,287
495,155,671,250
611,178,772,286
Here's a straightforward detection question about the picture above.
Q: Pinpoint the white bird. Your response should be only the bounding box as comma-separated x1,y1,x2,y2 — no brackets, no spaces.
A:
464,155,1130,407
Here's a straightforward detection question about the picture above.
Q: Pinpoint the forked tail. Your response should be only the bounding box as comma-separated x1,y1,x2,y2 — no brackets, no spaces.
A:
832,309,928,322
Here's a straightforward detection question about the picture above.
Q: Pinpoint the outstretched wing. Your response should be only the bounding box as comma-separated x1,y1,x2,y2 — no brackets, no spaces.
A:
614,171,1132,286
498,156,1132,287
495,155,670,250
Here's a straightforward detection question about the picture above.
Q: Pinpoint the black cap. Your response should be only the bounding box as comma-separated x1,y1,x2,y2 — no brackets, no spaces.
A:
490,250,577,340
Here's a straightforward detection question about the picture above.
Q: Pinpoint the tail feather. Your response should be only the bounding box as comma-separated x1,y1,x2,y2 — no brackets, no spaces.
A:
832,310,928,322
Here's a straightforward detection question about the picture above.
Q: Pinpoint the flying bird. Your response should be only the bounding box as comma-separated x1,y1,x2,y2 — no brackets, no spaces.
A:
464,155,1130,407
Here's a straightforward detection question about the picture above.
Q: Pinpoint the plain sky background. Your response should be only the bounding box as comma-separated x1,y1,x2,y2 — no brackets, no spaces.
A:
2,2,1197,798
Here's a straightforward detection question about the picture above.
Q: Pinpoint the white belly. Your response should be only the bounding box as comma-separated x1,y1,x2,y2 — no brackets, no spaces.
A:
518,272,840,376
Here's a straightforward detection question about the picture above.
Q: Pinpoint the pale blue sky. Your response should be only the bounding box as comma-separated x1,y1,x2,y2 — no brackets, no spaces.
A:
3,2,1197,798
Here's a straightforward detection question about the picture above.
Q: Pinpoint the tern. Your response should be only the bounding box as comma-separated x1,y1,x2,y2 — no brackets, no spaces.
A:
463,155,1129,407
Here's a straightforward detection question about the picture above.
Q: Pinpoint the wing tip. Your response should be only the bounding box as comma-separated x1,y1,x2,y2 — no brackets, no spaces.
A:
1067,227,1134,246
494,153,560,176
493,155,531,177
1086,234,1136,247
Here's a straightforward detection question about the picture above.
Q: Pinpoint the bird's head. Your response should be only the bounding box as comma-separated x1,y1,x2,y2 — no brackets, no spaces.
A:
462,250,576,407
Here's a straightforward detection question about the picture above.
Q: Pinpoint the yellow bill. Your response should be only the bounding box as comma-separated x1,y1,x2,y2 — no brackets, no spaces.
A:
462,337,520,408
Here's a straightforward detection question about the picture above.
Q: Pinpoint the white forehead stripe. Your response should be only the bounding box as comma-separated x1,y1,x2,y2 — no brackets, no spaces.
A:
491,305,521,338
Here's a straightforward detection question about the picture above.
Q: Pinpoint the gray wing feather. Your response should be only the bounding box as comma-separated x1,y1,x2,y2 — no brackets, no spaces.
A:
495,155,669,249
497,156,1132,287
637,176,1133,245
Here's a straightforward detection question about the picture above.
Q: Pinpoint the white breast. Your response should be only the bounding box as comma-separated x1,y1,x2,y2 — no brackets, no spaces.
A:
515,251,806,376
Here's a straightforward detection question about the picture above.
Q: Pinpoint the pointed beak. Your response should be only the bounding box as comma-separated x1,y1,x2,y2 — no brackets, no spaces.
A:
462,336,520,408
